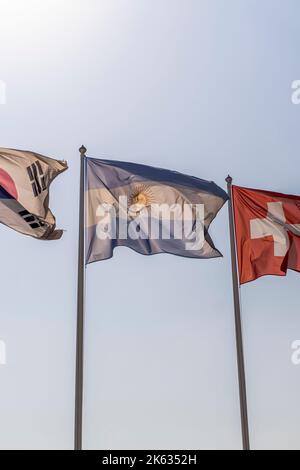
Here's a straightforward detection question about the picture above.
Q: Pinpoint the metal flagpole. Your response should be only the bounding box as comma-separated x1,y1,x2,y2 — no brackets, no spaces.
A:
225,175,250,451
74,145,87,450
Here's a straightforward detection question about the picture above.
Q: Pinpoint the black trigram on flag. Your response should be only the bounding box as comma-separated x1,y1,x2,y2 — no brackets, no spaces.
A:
19,210,45,230
27,161,47,197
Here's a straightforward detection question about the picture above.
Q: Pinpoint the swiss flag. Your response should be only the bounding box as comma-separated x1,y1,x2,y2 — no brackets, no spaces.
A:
232,185,300,284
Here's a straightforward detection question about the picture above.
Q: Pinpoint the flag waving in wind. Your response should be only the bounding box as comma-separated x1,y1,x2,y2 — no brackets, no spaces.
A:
85,158,228,263
232,185,300,284
0,148,68,240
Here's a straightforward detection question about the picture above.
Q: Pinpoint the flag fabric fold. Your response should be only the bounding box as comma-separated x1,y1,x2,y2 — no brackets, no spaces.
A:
0,148,68,240
232,185,300,284
85,158,228,263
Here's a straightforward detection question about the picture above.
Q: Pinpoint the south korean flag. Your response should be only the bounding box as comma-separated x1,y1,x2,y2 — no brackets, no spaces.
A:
0,148,68,240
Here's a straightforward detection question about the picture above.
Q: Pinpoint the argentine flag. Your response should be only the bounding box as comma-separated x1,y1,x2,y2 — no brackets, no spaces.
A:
85,158,228,263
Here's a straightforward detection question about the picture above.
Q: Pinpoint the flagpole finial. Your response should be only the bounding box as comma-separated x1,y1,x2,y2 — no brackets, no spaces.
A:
79,145,87,156
226,175,233,185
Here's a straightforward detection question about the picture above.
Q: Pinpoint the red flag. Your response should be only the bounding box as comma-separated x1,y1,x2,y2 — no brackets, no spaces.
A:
232,185,300,284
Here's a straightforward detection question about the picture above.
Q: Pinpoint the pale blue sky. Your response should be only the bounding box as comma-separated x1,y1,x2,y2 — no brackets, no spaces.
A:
0,0,299,450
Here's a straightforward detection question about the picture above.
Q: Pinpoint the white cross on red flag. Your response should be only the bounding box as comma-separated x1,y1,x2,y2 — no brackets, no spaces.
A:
232,185,300,284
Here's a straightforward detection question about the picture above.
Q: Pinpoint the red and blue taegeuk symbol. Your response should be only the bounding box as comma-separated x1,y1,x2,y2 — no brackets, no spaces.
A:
0,168,18,200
